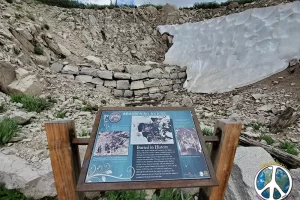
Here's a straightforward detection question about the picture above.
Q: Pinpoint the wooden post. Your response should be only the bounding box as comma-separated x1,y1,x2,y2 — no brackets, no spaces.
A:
207,119,242,200
45,120,84,200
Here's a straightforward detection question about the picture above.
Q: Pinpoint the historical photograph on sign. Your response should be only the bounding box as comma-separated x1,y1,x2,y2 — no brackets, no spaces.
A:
131,116,174,144
94,131,130,156
176,128,202,156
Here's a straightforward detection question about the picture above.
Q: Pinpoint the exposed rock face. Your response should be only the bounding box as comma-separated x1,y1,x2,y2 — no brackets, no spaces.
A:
0,61,16,94
225,147,275,200
290,168,300,200
7,75,47,96
0,152,56,199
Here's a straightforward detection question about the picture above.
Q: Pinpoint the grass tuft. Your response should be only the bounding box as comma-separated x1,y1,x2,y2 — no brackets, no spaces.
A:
279,141,299,156
34,46,44,55
260,135,274,145
251,122,263,131
105,190,146,200
152,189,192,200
55,110,67,119
0,118,19,144
0,103,6,113
0,185,26,200
10,93,53,113
79,130,91,137
202,127,213,136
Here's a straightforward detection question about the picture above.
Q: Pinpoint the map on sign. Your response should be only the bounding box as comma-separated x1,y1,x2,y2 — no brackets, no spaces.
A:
85,110,210,183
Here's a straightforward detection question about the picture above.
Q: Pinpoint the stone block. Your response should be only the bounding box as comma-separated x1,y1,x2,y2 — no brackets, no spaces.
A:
125,65,152,73
164,66,178,73
61,65,79,75
104,80,117,88
124,90,133,97
144,79,160,88
8,75,46,96
75,75,93,83
50,63,63,73
170,73,178,79
80,67,97,76
91,78,103,85
114,89,124,97
149,87,160,94
0,61,16,94
134,89,149,96
97,70,113,80
160,79,172,86
114,72,131,80
148,68,164,78
131,73,148,80
131,81,145,90
149,93,164,100
106,63,124,72
160,85,173,92
117,80,130,90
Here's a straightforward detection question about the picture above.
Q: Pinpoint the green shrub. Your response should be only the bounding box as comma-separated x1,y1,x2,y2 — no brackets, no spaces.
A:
202,127,214,136
260,135,274,145
34,46,44,55
0,185,26,200
0,118,19,144
10,93,52,113
55,110,67,118
251,122,263,131
79,130,91,137
105,190,146,200
279,141,299,156
152,189,192,200
193,2,220,9
0,104,6,113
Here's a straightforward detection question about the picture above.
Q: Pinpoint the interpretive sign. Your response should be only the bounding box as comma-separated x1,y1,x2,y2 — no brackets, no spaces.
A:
77,107,218,191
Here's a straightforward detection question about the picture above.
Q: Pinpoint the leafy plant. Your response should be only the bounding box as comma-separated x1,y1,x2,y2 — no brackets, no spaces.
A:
279,141,299,156
251,122,263,131
78,130,91,137
105,190,146,200
55,110,67,118
0,118,19,144
0,103,6,113
0,185,26,200
10,93,53,113
34,46,44,55
202,127,213,136
152,189,192,200
260,135,274,145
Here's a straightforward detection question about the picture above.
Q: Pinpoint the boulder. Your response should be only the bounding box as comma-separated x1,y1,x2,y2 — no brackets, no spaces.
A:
50,63,63,73
15,68,30,79
106,64,124,72
114,72,131,80
84,56,102,66
80,67,97,76
225,147,274,200
131,73,149,81
7,75,46,96
148,68,164,78
33,55,50,67
144,79,160,88
182,96,193,107
0,61,16,94
124,90,133,97
97,70,113,80
10,111,33,125
15,28,33,41
61,65,79,75
117,80,130,90
0,153,56,199
75,75,93,83
125,65,152,74
131,81,145,90
90,78,103,86
57,44,71,57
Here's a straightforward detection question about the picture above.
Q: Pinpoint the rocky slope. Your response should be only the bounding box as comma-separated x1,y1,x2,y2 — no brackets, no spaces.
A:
0,0,300,199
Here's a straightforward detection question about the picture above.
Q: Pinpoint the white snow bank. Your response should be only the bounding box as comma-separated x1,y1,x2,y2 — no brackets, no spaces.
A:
158,2,300,93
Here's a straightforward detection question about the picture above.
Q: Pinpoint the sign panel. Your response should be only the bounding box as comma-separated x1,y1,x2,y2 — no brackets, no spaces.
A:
85,110,210,183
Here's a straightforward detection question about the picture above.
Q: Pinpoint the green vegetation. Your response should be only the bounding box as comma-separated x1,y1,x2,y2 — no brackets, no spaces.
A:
0,118,19,144
27,14,35,21
0,103,6,113
104,190,146,200
182,0,259,9
251,122,263,131
0,185,26,200
152,189,192,200
202,127,214,136
260,135,275,145
34,46,44,55
78,130,91,137
10,93,53,113
55,110,67,118
279,141,299,156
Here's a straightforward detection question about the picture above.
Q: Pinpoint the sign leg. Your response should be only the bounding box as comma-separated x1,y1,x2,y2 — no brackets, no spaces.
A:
207,119,242,200
45,120,85,200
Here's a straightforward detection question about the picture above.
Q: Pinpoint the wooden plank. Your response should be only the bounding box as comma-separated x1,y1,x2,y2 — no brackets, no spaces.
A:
239,136,300,168
207,119,242,200
45,120,84,200
203,136,219,143
72,138,90,145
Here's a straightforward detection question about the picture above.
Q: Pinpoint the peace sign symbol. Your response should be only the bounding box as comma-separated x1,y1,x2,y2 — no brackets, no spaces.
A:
254,165,293,200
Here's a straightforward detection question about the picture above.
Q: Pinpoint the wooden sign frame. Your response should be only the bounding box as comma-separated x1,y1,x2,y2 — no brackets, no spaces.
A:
76,107,218,192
